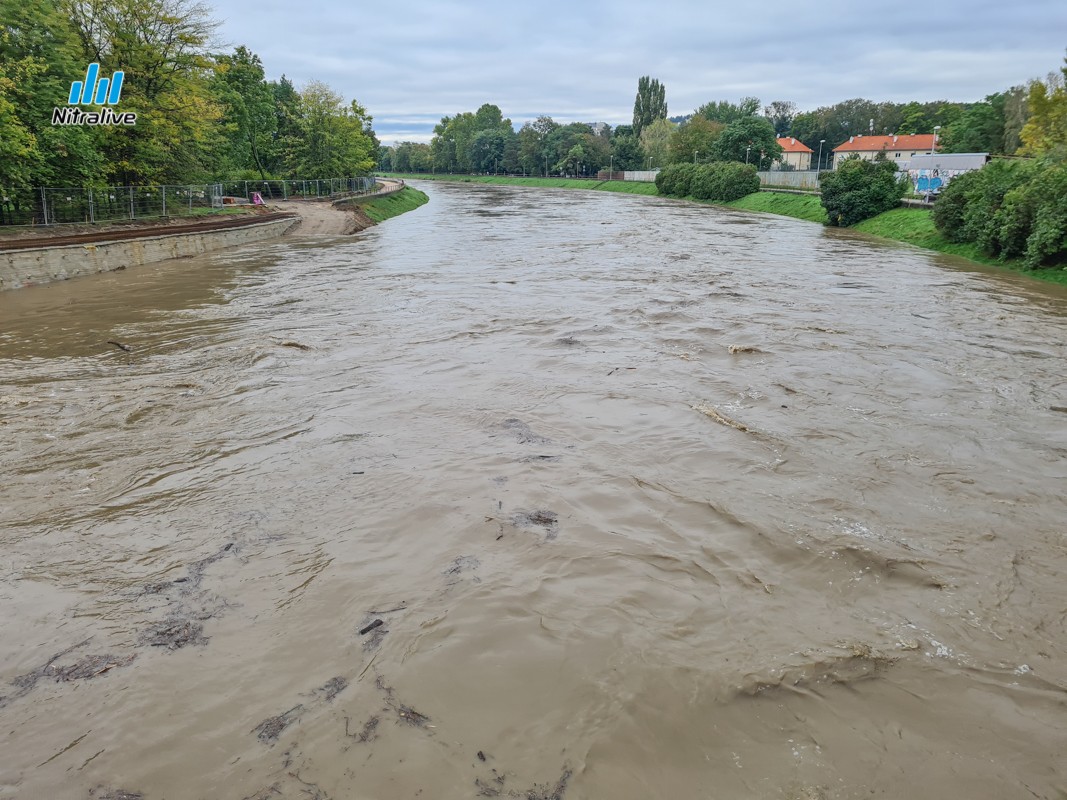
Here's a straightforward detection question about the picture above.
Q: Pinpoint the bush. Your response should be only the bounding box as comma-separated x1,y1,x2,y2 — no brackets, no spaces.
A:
1022,163,1067,268
933,158,1065,267
657,161,760,202
655,163,697,197
819,157,908,226
716,162,760,201
961,160,1038,254
995,183,1038,259
689,162,759,201
931,167,980,242
688,164,721,200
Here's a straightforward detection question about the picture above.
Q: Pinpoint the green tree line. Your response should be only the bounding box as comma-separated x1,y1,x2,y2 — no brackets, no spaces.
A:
931,54,1067,269
0,0,377,190
383,54,1066,180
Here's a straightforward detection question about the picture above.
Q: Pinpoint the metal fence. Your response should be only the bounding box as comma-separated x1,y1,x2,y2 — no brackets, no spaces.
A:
0,177,378,227
757,170,821,190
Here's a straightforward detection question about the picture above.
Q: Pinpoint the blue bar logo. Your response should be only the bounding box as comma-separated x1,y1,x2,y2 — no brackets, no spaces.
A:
68,63,125,105
52,63,136,125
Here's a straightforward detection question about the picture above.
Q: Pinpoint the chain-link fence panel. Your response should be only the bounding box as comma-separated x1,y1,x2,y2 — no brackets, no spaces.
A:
1,177,379,228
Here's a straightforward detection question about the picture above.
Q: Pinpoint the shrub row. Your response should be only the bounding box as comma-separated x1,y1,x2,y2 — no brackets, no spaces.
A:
932,159,1067,268
655,162,760,202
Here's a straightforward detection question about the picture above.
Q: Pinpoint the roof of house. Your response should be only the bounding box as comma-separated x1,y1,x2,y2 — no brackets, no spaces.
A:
833,134,936,153
777,137,813,154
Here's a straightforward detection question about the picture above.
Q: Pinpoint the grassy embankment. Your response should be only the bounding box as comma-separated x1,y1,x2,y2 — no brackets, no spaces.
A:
385,174,1065,285
852,208,1067,286
383,173,659,195
341,186,429,223
722,196,1065,285
724,192,828,223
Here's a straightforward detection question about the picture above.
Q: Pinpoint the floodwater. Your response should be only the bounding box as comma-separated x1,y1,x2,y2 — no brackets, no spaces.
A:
1,182,1066,800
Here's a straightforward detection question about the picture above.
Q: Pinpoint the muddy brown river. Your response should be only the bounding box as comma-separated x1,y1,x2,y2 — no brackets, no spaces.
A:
2,183,1066,799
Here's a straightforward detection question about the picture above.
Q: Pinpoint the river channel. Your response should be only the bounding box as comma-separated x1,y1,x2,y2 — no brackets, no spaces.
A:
1,182,1066,799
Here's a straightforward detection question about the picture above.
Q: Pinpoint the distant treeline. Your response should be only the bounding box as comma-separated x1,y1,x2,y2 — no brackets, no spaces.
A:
384,56,1066,176
0,0,377,189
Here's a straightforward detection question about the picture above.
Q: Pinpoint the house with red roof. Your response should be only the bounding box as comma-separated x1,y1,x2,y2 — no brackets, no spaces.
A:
774,137,813,171
831,134,937,169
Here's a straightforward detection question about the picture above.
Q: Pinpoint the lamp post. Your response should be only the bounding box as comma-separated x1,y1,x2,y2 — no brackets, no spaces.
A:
609,155,613,180
648,156,652,171
817,139,825,174
932,125,941,155
694,150,699,164
745,146,751,165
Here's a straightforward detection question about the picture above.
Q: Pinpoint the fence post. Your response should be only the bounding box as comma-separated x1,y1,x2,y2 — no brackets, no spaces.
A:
129,186,135,219
244,180,248,200
162,186,166,217
40,187,48,225
89,188,95,223
283,181,288,200
189,186,193,213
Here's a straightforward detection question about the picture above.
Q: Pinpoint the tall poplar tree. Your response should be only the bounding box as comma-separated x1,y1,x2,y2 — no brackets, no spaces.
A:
632,76,667,139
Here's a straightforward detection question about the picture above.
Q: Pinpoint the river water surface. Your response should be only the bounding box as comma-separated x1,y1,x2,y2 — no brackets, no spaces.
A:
1,183,1066,799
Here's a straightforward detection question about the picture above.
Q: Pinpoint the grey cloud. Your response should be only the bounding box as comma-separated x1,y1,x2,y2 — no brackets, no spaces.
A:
208,0,1066,143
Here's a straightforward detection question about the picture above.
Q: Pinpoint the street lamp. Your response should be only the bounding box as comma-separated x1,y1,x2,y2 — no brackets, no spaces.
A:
932,125,941,155
648,156,652,170
609,155,613,180
694,150,699,164
745,146,751,165
817,139,825,174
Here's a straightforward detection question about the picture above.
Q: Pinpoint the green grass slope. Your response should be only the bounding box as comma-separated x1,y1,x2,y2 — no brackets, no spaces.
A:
349,186,428,223
853,208,1067,286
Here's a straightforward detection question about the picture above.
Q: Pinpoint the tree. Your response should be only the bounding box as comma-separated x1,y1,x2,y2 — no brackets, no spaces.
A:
710,116,781,169
284,80,374,178
1002,85,1029,154
62,0,225,183
668,117,724,164
639,118,673,169
518,115,558,175
1019,53,1067,160
0,62,40,189
429,104,516,174
632,76,667,139
897,101,927,134
696,97,760,125
211,46,276,178
820,157,907,226
0,0,103,187
939,94,1006,154
544,122,594,174
555,143,585,177
610,135,644,170
763,100,797,136
470,128,509,173
392,141,432,172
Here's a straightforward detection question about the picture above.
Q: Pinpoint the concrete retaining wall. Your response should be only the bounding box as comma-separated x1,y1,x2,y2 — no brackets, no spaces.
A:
0,216,299,292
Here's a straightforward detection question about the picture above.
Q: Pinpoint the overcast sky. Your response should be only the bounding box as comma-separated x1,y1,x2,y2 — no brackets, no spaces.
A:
208,0,1065,144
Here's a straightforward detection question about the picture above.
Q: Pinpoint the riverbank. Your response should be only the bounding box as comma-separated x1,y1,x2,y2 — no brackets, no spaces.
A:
386,173,1066,286
0,184,428,291
0,213,299,291
383,173,659,195
345,185,429,223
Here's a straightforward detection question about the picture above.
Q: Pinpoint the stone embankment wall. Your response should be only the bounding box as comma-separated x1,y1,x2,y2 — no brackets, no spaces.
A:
0,216,298,292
